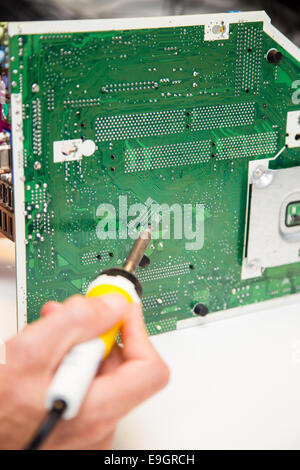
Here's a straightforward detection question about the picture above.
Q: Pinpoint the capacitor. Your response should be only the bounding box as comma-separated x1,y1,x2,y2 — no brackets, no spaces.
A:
267,48,282,64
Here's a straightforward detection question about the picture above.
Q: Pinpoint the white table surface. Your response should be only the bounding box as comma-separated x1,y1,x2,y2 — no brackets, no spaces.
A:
1,239,300,450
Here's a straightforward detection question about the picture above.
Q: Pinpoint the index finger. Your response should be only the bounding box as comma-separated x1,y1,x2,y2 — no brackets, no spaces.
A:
120,301,162,360
83,303,169,420
7,294,129,372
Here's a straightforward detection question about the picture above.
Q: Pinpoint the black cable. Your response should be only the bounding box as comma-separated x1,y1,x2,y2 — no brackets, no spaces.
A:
24,399,67,450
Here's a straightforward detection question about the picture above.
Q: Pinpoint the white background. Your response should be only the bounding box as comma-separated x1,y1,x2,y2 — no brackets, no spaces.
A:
1,238,300,449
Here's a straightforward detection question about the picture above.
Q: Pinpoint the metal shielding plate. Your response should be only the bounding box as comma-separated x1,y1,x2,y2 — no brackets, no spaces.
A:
244,165,300,279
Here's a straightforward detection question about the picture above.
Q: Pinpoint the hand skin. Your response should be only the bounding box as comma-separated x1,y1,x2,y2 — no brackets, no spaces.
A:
0,294,169,450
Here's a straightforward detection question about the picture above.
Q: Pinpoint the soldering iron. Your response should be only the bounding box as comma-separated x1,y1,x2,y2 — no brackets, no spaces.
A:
25,228,151,450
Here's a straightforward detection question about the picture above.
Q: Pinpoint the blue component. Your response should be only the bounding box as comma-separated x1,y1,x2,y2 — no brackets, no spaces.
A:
0,49,5,64
226,10,241,13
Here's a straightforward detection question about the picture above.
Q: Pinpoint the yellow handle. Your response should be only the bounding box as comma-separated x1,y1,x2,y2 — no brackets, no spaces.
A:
87,284,133,358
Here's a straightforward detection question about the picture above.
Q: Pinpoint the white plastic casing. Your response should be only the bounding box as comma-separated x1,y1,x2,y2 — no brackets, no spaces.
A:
45,338,105,419
87,273,141,303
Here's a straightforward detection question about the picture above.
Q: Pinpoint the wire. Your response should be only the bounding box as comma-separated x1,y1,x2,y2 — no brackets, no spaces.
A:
24,399,67,450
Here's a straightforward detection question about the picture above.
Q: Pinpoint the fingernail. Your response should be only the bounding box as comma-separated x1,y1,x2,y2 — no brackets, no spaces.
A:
47,301,61,309
42,301,62,314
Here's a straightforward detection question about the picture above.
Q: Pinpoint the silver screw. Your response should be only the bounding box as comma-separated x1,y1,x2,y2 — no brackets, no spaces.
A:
253,167,264,179
34,161,41,170
252,166,274,189
247,259,261,272
32,83,40,93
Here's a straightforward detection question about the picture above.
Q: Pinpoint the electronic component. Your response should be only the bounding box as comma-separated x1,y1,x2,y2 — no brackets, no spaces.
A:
0,173,14,240
0,131,10,172
193,303,209,316
139,254,151,268
1,11,299,334
286,201,300,228
266,48,283,64
242,164,300,278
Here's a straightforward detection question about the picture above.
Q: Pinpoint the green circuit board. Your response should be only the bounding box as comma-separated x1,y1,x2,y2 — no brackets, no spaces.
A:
10,17,300,334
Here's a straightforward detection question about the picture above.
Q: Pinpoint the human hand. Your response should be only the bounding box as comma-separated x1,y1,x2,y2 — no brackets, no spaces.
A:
0,294,169,449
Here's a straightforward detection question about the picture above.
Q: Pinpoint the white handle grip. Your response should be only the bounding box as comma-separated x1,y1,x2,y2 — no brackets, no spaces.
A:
45,338,105,419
